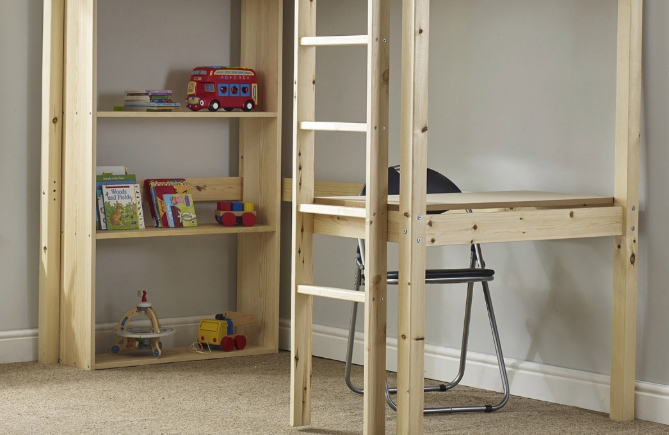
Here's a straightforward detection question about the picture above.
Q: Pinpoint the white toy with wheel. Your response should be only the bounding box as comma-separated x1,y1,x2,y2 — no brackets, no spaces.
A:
110,291,175,358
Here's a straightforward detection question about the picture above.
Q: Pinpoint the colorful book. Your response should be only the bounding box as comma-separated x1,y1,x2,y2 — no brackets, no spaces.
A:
124,101,181,107
164,193,198,228
125,90,173,96
97,192,106,230
102,185,141,230
143,178,186,227
124,95,173,102
153,182,190,228
133,184,146,229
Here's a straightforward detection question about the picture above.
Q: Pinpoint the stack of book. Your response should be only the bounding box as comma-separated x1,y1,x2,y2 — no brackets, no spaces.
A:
96,166,145,231
144,178,198,228
122,90,181,112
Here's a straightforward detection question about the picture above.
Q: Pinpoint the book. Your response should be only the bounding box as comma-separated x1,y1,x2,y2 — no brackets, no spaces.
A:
143,178,186,227
96,166,127,176
102,185,141,230
164,193,198,228
133,184,146,229
124,95,173,102
125,90,173,96
153,181,190,228
124,101,181,107
97,191,106,230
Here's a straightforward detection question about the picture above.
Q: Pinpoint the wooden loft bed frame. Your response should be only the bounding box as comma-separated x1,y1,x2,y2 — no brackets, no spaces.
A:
289,0,642,434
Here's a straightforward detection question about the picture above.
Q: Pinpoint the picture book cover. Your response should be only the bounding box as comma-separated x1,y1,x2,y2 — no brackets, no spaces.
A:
144,179,186,227
102,185,140,230
152,181,190,228
164,193,198,228
97,189,106,230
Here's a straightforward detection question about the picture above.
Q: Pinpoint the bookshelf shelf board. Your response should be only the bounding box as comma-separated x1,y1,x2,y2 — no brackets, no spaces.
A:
96,111,278,119
96,224,275,240
95,344,275,369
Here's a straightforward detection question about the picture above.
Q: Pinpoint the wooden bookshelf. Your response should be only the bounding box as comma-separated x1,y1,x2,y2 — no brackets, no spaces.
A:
39,0,283,370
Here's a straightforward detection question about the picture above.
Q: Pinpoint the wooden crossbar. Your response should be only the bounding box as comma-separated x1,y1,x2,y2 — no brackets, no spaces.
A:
299,203,367,218
297,285,366,303
301,35,368,46
299,121,367,132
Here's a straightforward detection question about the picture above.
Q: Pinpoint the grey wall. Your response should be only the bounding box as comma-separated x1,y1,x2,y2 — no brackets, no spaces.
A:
1,0,667,388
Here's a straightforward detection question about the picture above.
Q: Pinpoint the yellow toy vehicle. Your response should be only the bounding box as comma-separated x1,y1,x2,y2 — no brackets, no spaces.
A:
198,311,255,351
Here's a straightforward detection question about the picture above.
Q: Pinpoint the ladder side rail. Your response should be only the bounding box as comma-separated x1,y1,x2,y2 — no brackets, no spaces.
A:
363,0,390,434
290,0,317,428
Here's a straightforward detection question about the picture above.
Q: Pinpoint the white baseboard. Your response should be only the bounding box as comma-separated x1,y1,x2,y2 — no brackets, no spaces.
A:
277,318,669,426
2,318,667,425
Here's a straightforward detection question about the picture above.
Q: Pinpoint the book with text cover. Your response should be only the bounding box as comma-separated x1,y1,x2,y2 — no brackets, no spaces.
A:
102,185,141,230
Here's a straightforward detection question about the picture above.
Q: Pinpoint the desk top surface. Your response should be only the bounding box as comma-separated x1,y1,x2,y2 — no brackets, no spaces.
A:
314,191,614,211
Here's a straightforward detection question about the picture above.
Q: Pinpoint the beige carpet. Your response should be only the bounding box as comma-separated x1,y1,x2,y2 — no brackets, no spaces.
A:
0,352,666,435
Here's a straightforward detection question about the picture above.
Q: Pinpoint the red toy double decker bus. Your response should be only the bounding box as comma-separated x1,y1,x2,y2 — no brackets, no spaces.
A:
186,66,258,112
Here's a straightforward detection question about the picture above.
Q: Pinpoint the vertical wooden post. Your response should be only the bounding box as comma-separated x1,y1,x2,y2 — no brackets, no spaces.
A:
363,0,390,433
59,0,96,370
611,0,642,421
39,0,65,365
290,0,316,427
397,0,429,433
238,0,283,351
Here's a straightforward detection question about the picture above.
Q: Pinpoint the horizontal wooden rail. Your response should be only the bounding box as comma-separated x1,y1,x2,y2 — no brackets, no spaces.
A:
300,35,368,46
299,203,367,218
297,285,365,303
313,215,365,239
138,177,243,202
388,206,623,245
282,178,364,202
299,121,367,133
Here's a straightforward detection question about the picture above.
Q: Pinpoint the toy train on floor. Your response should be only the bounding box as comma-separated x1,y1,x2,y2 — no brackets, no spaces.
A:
198,311,255,351
215,201,257,227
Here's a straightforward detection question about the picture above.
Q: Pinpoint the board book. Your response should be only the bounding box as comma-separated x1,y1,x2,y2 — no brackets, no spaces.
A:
164,193,198,228
102,184,143,230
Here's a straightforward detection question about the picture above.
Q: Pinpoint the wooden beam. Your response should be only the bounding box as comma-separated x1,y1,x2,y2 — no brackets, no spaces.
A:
300,121,367,132
290,0,316,427
297,285,366,303
282,178,364,202
390,207,623,245
397,0,429,432
301,35,368,46
363,0,390,433
39,0,65,365
299,203,367,218
60,0,95,370
611,0,642,422
313,215,365,239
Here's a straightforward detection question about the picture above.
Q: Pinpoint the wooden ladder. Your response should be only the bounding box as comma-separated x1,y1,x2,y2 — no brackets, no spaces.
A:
290,0,390,434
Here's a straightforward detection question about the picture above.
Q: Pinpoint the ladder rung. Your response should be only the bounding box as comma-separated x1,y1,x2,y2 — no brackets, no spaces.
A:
300,35,368,47
298,285,365,303
299,203,367,218
300,121,367,133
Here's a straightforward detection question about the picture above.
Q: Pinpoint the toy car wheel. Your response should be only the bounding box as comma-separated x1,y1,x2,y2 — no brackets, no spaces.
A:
209,100,220,112
224,107,234,112
111,345,120,355
221,336,235,352
153,348,160,358
221,212,236,227
242,100,254,112
234,335,247,350
241,212,257,227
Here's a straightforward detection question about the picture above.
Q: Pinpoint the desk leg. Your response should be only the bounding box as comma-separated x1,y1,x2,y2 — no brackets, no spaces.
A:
611,0,642,422
397,0,429,433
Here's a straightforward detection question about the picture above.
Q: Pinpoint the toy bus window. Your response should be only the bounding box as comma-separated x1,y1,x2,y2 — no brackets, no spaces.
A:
205,84,215,92
231,85,239,95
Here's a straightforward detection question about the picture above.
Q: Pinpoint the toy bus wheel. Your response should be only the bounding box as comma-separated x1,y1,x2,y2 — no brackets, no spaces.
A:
209,100,220,112
234,335,247,350
223,107,234,112
242,100,254,112
221,336,235,352
111,345,120,355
